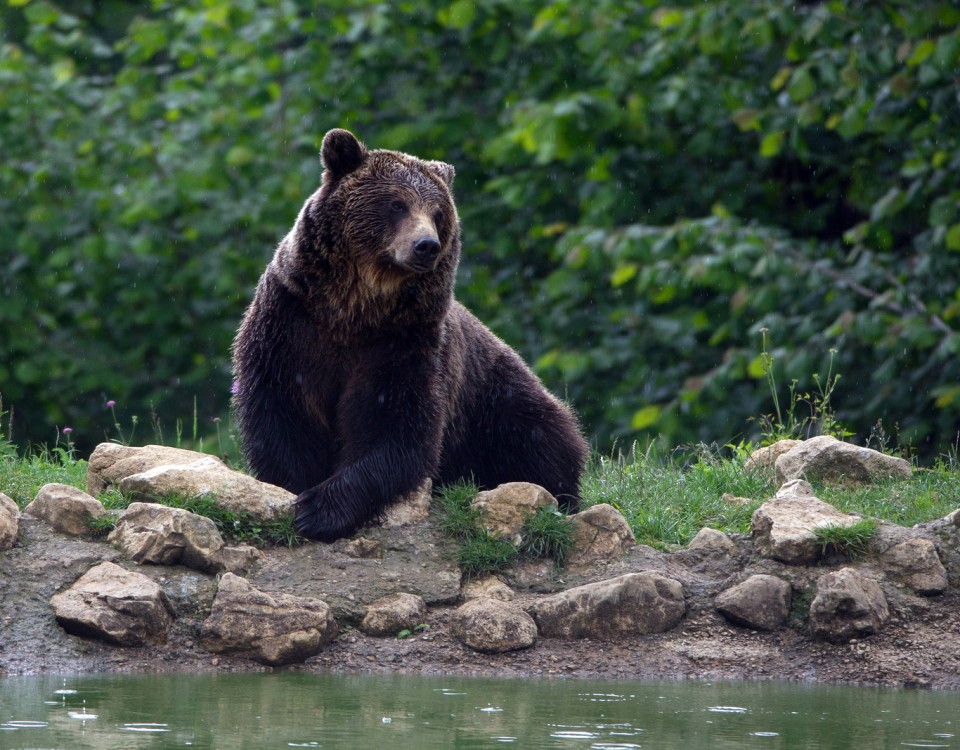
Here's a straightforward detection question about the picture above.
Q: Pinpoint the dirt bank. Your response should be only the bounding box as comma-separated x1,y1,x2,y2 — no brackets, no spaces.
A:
2,515,959,690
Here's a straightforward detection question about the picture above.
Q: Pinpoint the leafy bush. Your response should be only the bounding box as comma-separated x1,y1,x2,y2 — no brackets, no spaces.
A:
2,1,958,457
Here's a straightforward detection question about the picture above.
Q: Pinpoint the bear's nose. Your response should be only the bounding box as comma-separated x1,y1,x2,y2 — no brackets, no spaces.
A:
413,238,441,260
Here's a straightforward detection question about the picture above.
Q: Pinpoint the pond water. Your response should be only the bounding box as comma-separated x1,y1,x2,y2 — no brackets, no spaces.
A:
0,672,956,750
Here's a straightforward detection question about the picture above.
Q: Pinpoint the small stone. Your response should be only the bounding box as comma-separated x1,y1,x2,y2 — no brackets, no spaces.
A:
809,567,889,643
108,502,240,574
0,492,19,550
24,483,107,536
565,503,635,569
451,598,537,653
50,561,175,646
687,527,737,555
200,573,337,666
881,538,948,596
751,479,861,564
527,573,686,638
380,479,432,528
360,593,427,636
471,483,558,545
743,440,802,475
342,537,382,559
775,435,911,485
716,574,791,631
462,575,515,602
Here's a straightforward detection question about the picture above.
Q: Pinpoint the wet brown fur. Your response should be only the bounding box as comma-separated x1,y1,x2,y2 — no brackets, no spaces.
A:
232,129,588,542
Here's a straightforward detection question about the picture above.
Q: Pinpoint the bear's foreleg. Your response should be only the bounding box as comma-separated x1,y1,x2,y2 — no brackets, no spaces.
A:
234,376,335,495
294,350,443,542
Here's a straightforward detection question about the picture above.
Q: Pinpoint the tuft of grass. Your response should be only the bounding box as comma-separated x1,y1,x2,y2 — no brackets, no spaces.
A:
433,478,483,539
518,506,575,566
812,518,878,560
456,531,517,578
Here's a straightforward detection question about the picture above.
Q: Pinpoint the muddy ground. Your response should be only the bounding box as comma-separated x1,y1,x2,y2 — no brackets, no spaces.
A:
2,515,959,690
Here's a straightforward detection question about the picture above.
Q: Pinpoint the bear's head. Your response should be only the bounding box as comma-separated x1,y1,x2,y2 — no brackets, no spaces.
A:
318,129,459,291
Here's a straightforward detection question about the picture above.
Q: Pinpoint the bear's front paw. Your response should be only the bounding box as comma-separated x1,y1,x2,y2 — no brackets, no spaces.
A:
293,486,364,543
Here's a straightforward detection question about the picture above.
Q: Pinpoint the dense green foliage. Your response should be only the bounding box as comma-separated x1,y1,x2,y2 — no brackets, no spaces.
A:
2,0,958,456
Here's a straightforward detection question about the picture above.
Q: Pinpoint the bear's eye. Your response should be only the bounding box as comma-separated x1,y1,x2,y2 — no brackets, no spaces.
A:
390,200,407,214
433,210,444,227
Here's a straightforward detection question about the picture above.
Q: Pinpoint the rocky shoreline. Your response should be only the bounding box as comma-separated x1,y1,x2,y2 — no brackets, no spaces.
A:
1,439,959,690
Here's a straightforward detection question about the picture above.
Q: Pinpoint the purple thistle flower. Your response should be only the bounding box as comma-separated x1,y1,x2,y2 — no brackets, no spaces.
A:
106,400,116,408
63,427,73,434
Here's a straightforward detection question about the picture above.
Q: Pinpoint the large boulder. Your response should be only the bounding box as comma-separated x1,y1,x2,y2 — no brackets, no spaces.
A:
359,592,427,636
775,435,911,485
0,492,19,550
565,503,635,569
24,483,107,536
751,479,861,564
471,483,557,545
715,574,792,631
118,457,295,521
809,567,890,643
50,561,175,646
451,598,538,653
108,502,258,575
87,443,219,495
527,573,686,638
881,538,948,596
743,439,802,475
200,573,338,666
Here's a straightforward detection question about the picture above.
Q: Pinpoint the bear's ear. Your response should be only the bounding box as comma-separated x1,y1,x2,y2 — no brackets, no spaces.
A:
425,160,455,188
321,129,366,180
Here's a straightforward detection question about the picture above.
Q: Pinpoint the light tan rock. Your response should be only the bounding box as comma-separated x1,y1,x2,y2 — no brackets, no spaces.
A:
24,483,106,536
565,503,635,569
471,482,557,545
200,573,337,666
527,573,686,638
462,575,515,602
687,527,737,555
775,435,911,485
380,479,432,528
882,538,948,596
751,479,861,564
87,443,219,495
118,457,295,521
743,439,802,474
50,561,175,646
451,598,537,653
360,592,427,636
108,502,258,574
0,492,19,550
716,574,791,631
809,567,889,643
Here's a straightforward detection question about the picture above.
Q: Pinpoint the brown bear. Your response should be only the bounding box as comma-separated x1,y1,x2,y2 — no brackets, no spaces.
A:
232,129,588,542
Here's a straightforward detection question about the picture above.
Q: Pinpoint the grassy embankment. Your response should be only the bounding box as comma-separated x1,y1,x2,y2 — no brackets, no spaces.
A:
2,436,958,577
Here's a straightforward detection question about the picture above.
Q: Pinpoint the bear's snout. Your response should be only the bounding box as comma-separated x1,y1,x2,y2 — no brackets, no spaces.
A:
410,237,441,271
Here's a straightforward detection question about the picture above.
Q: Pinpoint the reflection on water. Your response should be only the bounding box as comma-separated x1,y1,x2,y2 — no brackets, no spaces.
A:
0,672,956,750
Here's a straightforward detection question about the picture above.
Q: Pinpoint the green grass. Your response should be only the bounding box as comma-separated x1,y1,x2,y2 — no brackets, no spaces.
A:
432,480,576,577
812,518,878,560
4,434,960,557
0,447,87,506
579,441,778,549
